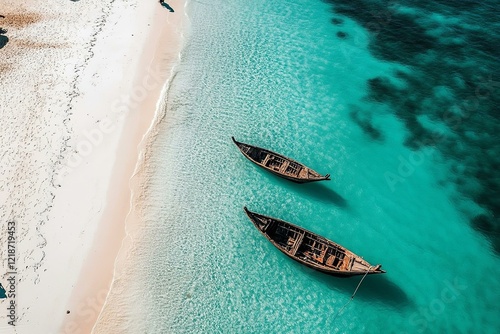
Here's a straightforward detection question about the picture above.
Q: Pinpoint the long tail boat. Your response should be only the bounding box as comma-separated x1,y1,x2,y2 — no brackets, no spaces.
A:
244,207,385,277
232,137,330,183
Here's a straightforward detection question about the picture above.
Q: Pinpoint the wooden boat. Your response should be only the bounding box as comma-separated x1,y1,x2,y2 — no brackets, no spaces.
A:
244,207,385,277
232,137,330,183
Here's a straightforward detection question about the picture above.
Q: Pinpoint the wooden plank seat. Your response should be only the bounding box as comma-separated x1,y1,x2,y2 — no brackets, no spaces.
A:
289,232,304,256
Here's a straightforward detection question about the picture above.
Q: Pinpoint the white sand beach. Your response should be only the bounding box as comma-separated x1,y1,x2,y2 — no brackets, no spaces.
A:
0,0,186,333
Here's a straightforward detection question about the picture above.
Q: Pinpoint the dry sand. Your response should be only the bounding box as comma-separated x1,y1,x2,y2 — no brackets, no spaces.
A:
0,0,186,333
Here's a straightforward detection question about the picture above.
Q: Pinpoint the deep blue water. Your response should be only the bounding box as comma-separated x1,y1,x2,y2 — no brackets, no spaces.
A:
323,0,500,253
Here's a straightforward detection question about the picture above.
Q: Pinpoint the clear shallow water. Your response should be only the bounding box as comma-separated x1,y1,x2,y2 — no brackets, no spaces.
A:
123,0,499,332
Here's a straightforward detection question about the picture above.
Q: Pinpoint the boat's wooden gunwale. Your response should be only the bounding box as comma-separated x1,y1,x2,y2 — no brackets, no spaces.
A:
244,207,385,277
232,137,330,183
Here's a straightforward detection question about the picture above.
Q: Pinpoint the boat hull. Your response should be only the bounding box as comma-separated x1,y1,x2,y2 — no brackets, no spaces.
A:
232,137,330,183
280,251,384,277
244,207,385,277
265,166,323,183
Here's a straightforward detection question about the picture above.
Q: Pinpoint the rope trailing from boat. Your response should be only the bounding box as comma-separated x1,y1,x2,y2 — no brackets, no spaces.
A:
332,266,372,322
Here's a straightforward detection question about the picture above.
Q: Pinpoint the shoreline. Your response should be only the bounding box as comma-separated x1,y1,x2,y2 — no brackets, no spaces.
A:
61,1,188,333
0,0,186,332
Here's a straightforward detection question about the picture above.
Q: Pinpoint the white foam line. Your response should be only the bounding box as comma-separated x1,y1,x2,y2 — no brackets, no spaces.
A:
91,1,192,332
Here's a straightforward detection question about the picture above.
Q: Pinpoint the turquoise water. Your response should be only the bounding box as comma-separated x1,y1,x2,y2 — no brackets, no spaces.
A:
127,0,499,332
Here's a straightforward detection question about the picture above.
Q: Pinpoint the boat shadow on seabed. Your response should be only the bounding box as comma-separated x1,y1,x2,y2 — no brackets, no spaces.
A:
262,170,349,209
298,263,412,308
